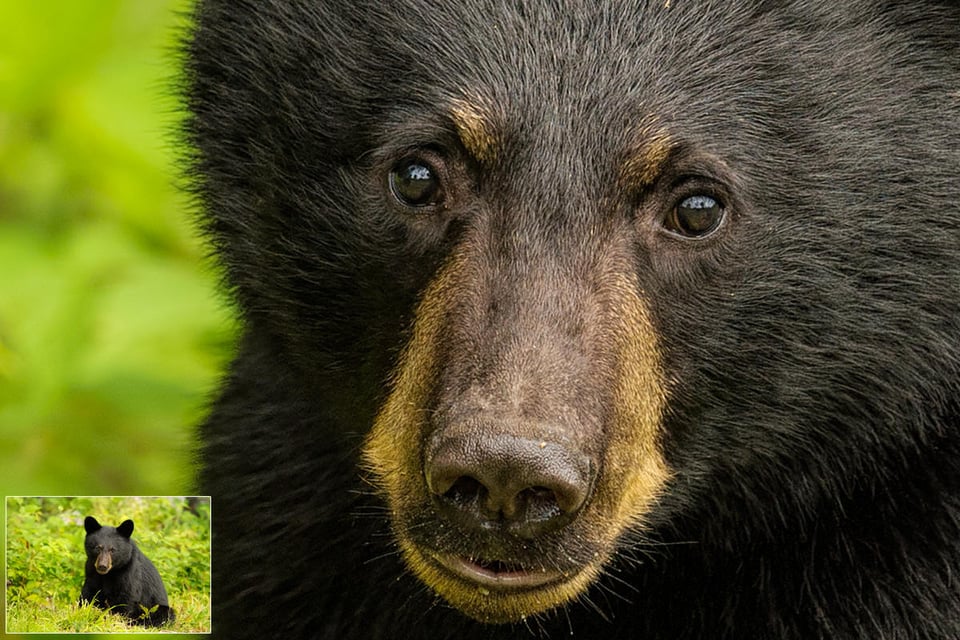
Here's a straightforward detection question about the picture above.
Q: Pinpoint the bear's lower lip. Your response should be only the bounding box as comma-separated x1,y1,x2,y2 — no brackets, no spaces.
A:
431,552,567,590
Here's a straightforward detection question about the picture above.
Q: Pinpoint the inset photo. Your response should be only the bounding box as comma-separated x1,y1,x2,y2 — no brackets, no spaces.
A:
5,496,211,633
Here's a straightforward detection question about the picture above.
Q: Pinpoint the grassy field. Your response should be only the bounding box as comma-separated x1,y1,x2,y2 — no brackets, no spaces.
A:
1,2,230,637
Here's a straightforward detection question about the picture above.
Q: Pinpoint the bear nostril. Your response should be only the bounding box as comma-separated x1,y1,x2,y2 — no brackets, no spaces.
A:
518,486,563,522
442,476,487,509
425,433,593,536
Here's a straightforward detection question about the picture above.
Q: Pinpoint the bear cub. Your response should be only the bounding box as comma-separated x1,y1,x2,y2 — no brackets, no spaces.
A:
79,516,175,627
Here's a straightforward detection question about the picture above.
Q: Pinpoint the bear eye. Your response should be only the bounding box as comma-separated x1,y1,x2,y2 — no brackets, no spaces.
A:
389,158,443,208
665,194,724,238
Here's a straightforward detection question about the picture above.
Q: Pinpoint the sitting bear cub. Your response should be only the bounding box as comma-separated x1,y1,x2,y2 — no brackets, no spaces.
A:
79,516,174,627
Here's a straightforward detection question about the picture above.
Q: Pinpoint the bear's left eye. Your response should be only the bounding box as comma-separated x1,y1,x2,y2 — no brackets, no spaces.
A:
664,194,725,238
389,158,443,208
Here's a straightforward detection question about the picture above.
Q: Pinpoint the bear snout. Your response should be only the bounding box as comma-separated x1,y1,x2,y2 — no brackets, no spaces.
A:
95,553,112,575
425,432,594,539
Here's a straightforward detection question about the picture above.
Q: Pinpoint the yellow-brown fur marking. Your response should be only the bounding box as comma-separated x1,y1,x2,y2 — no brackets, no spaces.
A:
450,98,499,165
621,121,673,189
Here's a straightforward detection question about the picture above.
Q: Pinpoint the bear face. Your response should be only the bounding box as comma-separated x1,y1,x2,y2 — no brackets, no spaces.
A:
84,517,135,575
187,0,960,634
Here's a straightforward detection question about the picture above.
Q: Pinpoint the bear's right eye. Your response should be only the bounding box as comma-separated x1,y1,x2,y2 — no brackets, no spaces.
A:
664,194,725,238
389,158,443,208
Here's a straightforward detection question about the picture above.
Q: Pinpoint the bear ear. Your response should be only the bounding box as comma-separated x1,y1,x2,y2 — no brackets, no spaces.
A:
117,519,134,538
84,516,101,534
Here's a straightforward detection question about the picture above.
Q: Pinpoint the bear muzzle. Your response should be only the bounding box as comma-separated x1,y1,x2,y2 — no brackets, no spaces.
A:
95,553,113,575
363,253,672,622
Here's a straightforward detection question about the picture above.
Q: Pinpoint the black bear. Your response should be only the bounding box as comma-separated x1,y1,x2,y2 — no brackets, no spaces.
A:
79,516,174,627
184,1,960,638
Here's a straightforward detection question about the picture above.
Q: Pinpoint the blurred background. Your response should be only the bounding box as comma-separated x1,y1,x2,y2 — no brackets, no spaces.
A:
0,0,233,494
1,1,232,636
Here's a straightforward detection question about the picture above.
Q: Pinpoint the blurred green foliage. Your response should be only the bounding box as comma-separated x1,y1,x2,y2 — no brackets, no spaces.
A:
6,496,211,633
0,0,234,497
0,2,230,637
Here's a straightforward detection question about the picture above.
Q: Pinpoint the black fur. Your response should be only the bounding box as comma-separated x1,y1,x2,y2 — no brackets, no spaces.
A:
79,516,175,626
184,1,960,638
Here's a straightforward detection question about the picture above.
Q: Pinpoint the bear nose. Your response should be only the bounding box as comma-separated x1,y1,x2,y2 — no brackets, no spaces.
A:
425,433,593,538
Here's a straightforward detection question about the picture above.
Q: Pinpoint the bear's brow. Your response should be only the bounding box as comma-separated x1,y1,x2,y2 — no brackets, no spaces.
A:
621,123,673,188
450,98,498,165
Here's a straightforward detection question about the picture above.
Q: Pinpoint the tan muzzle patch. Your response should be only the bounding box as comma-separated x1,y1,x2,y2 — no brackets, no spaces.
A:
363,255,672,623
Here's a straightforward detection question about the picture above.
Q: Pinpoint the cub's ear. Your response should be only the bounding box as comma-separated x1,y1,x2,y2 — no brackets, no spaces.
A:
117,520,135,538
84,516,101,534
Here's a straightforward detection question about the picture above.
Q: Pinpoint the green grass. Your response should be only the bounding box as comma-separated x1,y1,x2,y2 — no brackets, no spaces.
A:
6,496,211,634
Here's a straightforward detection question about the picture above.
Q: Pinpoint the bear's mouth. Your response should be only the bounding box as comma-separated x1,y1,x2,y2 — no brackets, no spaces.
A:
430,551,568,591
398,534,607,622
